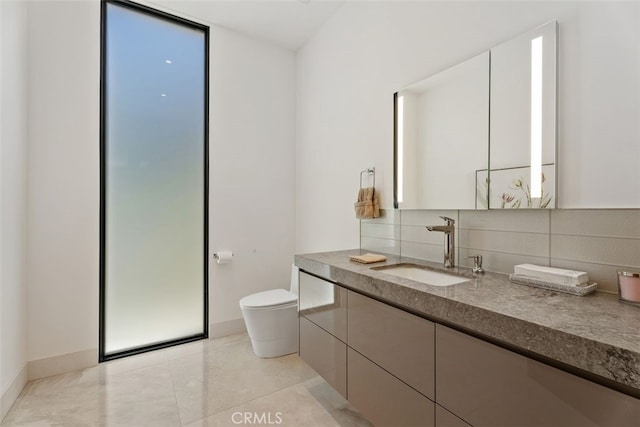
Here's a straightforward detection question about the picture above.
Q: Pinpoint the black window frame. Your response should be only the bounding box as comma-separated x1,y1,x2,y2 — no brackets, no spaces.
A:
99,0,210,362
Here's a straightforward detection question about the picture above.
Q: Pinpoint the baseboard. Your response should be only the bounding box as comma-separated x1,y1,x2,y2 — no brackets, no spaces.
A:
209,318,246,339
1,364,27,422
27,348,97,381
25,324,247,381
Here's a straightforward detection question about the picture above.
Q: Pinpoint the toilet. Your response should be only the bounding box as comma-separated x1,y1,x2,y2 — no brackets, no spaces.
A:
239,265,299,358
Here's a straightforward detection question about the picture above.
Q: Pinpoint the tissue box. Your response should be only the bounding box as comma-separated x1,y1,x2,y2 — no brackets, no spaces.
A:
513,264,589,286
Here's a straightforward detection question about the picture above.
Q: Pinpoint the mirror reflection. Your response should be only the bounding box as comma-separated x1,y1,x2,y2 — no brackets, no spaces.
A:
489,21,557,209
394,52,490,209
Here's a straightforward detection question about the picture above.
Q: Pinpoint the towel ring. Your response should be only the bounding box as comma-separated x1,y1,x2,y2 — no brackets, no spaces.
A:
360,167,375,189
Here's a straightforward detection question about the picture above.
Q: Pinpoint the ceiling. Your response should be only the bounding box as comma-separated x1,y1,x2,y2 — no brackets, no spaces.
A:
149,0,345,51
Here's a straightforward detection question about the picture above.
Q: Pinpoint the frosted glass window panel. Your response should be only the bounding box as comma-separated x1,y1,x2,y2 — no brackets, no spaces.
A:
104,2,207,355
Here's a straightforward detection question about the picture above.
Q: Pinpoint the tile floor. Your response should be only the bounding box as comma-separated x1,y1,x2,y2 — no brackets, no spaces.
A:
2,333,372,426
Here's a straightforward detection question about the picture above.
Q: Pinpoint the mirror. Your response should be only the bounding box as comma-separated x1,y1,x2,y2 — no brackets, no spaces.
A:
394,21,557,210
489,21,557,209
394,52,489,209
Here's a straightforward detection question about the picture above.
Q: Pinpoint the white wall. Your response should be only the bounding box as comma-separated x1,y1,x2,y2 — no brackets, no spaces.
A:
296,1,640,252
0,0,28,418
208,25,296,332
26,0,296,368
27,0,101,364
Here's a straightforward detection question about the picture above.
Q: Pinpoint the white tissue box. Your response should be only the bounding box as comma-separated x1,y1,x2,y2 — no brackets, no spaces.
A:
513,264,589,286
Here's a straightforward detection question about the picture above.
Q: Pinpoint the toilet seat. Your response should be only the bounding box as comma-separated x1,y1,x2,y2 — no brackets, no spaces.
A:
239,289,297,309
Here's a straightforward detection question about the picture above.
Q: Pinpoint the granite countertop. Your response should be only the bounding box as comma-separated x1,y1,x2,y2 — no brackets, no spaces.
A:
294,249,640,396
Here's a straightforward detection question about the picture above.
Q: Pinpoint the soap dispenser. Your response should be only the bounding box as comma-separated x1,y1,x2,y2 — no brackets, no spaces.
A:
467,255,485,275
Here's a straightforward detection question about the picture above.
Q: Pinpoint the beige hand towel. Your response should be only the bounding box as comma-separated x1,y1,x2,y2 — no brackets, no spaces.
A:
355,187,380,219
349,253,388,264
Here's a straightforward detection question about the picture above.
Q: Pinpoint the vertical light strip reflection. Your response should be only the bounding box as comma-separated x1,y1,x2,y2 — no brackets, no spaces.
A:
397,95,404,203
530,36,543,198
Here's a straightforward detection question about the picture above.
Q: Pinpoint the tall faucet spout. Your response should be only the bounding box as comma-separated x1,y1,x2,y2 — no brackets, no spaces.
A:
425,216,456,268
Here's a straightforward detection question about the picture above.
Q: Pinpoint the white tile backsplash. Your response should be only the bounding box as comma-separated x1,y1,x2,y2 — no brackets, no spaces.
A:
360,236,400,256
400,240,447,263
459,229,549,258
551,209,640,238
400,225,449,245
551,235,640,267
360,222,400,240
360,208,640,295
459,209,550,233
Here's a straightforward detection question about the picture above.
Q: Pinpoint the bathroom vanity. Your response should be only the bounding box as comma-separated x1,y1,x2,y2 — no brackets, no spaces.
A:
295,250,640,427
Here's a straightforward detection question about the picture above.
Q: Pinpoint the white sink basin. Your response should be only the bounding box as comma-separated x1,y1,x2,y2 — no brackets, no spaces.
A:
373,264,470,286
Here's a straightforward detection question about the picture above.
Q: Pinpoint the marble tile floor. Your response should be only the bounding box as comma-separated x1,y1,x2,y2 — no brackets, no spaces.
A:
2,333,372,427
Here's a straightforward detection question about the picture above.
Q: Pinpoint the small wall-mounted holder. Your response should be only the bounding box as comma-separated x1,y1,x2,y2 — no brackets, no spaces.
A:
214,251,233,264
618,271,640,307
360,167,375,189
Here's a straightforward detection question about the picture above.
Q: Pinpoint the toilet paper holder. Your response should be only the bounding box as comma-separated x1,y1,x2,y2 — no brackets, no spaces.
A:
213,251,233,264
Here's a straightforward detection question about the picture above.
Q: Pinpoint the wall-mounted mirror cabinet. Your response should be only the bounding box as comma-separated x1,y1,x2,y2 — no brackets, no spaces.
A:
394,21,557,210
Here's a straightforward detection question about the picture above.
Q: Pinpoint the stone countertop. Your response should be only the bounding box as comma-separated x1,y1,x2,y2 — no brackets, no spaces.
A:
294,249,640,396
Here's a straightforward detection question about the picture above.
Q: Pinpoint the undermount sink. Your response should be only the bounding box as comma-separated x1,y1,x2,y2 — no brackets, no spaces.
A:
372,263,470,286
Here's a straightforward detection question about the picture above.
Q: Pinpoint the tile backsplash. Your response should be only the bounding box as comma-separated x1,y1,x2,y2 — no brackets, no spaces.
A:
361,209,640,294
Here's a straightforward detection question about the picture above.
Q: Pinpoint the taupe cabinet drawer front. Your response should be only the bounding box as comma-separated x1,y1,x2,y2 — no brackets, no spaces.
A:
347,290,435,400
435,324,640,427
435,404,471,427
299,317,347,397
299,272,347,341
348,349,435,427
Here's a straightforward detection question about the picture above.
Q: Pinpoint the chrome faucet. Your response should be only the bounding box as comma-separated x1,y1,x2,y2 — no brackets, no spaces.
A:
426,216,455,268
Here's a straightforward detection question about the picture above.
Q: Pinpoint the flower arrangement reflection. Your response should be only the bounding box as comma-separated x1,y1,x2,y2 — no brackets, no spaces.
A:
501,172,552,209
476,166,555,209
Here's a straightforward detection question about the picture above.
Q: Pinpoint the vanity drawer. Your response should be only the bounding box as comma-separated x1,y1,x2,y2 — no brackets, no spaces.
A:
436,404,471,427
436,324,640,427
348,348,435,427
299,316,347,397
299,271,347,341
347,290,435,400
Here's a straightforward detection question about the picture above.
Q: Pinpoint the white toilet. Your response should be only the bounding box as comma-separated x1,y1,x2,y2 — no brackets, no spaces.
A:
239,265,299,358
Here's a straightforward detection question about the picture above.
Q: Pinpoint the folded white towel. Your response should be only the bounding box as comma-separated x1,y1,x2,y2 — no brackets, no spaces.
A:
513,264,589,287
